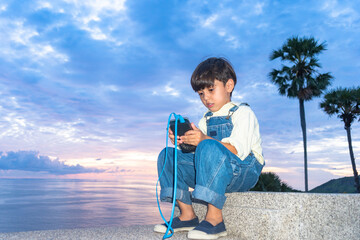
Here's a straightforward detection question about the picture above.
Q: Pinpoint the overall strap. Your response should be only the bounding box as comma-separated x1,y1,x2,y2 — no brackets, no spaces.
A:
226,105,239,119
225,103,250,119
205,111,213,117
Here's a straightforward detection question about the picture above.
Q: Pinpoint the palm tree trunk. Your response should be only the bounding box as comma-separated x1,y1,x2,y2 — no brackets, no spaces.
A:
299,99,308,192
345,126,360,193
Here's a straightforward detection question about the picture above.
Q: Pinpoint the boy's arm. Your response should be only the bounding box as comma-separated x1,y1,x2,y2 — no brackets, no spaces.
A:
221,106,262,161
220,142,238,155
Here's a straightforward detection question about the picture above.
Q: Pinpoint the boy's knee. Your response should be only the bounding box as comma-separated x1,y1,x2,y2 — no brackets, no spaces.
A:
195,139,227,165
197,139,222,152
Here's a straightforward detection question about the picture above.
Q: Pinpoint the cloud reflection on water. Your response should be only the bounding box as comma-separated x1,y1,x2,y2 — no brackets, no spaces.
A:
0,167,172,233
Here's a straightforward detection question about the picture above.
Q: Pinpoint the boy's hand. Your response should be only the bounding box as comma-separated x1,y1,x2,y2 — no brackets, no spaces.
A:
180,123,209,146
168,128,182,145
178,123,238,155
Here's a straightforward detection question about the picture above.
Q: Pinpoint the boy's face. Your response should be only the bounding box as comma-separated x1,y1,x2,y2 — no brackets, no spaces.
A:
197,79,234,112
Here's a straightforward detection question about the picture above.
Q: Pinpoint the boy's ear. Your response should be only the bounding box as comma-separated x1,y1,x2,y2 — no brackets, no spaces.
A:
225,79,235,93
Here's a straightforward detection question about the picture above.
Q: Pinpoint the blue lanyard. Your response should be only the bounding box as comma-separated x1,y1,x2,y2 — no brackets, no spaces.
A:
156,113,185,239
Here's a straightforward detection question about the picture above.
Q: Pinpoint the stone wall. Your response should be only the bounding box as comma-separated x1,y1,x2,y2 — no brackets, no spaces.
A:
191,192,360,240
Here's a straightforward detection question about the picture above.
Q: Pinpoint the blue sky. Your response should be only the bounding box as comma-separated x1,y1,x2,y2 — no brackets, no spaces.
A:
0,0,359,190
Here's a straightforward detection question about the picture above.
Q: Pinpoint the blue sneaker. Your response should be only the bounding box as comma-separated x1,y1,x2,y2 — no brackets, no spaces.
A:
154,217,199,233
187,220,227,239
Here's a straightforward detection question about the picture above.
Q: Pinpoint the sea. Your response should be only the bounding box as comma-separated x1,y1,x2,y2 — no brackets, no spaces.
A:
0,178,172,233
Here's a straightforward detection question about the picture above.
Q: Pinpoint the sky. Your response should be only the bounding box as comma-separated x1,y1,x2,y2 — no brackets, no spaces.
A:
0,0,359,191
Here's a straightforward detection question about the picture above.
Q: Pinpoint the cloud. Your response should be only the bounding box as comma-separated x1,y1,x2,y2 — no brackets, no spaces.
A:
0,0,359,189
321,0,360,28
254,2,265,15
61,0,131,45
152,83,181,97
202,14,218,28
0,151,103,175
0,18,68,65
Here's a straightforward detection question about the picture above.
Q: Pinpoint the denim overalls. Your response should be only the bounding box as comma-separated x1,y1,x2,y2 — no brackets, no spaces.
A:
157,104,263,209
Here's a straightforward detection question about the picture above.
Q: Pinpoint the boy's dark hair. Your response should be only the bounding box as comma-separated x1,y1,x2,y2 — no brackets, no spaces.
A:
191,57,237,95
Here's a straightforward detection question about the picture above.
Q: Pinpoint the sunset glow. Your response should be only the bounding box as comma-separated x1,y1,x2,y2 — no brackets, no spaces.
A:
0,0,359,191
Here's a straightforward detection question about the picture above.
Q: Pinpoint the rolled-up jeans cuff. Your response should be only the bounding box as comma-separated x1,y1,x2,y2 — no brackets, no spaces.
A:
192,185,226,209
160,187,192,205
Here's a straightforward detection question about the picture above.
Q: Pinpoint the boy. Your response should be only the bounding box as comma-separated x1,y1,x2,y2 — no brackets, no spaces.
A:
154,57,264,239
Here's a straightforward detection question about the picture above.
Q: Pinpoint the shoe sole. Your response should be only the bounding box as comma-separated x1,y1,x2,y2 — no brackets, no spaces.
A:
153,224,196,234
187,230,227,239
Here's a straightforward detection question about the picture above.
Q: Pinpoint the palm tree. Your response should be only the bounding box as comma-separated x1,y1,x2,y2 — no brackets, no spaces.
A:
269,36,333,192
320,87,360,193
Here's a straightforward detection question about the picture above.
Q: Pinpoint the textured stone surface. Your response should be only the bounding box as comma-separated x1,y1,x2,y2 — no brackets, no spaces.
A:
1,192,358,240
0,225,239,240
192,192,360,240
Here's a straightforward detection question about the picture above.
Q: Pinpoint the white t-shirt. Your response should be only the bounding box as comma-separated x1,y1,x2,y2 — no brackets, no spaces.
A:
198,102,264,165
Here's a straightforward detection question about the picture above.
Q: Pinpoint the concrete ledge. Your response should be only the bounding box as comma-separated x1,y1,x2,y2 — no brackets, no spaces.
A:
0,225,239,240
0,225,183,240
1,192,359,239
192,192,360,240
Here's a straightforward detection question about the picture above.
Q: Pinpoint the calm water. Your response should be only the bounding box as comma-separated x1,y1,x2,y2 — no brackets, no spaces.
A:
0,178,171,233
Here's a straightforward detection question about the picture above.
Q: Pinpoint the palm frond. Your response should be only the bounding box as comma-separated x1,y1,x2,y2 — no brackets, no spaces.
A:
269,36,333,100
320,87,360,126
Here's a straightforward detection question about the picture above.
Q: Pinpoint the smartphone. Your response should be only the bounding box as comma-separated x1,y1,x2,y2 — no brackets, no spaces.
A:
169,118,197,153
169,118,192,136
